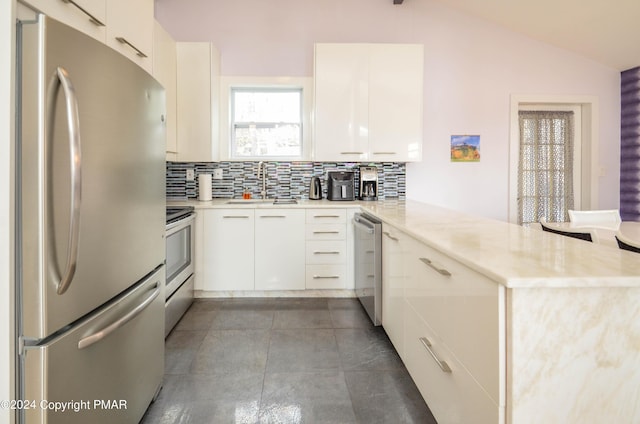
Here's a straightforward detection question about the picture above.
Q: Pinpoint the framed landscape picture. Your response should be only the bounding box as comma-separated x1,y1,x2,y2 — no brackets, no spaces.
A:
450,135,480,162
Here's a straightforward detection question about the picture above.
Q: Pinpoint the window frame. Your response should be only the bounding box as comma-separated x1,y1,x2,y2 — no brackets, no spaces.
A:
219,77,313,161
230,87,303,159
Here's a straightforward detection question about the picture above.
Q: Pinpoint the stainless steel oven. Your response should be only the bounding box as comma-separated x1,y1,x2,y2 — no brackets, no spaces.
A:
165,207,195,336
353,213,382,326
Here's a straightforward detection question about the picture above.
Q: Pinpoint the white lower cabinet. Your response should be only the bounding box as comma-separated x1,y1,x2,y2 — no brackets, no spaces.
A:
404,305,500,424
255,209,305,290
381,223,505,424
200,206,356,293
381,224,406,356
305,208,349,289
202,209,255,291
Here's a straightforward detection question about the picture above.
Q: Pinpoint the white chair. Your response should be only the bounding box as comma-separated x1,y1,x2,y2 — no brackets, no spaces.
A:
539,217,598,243
567,209,621,229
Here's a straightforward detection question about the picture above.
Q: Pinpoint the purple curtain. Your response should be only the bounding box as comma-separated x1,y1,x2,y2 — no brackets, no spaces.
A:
620,67,640,221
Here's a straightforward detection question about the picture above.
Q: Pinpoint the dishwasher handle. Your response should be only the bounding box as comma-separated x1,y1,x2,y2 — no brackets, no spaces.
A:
353,214,376,234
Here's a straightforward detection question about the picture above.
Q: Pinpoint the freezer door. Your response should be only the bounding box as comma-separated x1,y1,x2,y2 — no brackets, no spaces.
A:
22,267,165,424
18,15,166,338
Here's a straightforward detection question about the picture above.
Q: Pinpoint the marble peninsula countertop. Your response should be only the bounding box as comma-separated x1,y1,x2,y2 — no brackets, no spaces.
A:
169,198,640,289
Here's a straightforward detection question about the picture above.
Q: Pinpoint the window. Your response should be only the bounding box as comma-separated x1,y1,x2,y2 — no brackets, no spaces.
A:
517,110,575,225
230,88,302,158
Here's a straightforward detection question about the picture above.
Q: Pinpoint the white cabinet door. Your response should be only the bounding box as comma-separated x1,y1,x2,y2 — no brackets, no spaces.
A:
313,43,423,162
202,209,255,291
381,224,406,357
24,0,106,42
368,44,423,162
404,305,501,424
405,236,504,406
152,21,177,156
176,42,220,162
255,209,305,290
313,43,369,162
106,0,153,73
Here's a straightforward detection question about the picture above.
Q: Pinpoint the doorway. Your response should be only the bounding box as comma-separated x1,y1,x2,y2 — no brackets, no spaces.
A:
508,95,599,225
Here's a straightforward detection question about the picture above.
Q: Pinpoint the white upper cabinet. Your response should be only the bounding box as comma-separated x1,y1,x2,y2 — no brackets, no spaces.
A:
314,44,369,162
176,42,220,162
23,0,107,42
106,0,153,73
368,44,424,162
152,21,177,157
313,43,424,162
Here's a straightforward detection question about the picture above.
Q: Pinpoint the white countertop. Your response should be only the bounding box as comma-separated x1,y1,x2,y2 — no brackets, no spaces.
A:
170,198,640,289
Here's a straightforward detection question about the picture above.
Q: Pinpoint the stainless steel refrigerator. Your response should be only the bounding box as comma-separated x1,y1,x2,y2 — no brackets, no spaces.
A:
16,14,166,424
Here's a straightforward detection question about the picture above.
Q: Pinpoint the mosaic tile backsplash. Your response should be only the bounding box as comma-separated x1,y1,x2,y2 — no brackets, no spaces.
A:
167,161,406,200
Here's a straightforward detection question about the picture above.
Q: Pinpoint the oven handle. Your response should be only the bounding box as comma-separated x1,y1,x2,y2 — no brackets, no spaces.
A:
166,212,196,234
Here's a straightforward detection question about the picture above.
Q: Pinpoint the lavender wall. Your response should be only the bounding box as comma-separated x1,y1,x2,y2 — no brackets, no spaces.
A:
620,67,640,221
155,0,621,221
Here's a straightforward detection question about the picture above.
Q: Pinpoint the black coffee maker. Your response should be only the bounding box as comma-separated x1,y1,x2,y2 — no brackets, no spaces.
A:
359,166,378,201
327,171,355,201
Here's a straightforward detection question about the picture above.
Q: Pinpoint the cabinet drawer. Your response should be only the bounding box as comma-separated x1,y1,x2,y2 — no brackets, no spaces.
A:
305,264,346,289
306,223,346,240
404,305,501,424
306,209,346,224
405,238,503,405
306,241,346,264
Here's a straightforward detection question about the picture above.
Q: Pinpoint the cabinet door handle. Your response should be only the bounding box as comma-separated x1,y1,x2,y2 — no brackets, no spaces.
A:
115,37,148,58
312,275,340,279
260,215,286,218
419,337,452,373
223,215,250,219
61,0,105,26
313,215,341,218
313,231,340,234
419,257,452,276
340,151,364,155
372,151,397,155
382,231,398,241
313,251,341,255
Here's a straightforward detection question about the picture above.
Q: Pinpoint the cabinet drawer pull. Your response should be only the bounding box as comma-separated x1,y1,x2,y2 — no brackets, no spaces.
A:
382,231,398,241
223,215,250,219
115,37,148,58
260,215,286,218
313,231,340,234
61,0,105,26
340,151,364,155
419,257,452,276
419,337,452,373
313,251,341,255
372,151,397,155
313,215,341,218
312,275,340,279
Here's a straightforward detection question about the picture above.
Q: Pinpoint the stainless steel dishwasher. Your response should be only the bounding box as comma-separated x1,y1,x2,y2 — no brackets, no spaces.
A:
353,213,382,326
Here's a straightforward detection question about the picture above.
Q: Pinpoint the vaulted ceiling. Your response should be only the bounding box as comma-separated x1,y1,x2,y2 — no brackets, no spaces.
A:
428,0,640,71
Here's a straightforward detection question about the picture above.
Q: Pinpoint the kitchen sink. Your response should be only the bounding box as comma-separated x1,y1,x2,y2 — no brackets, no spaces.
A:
225,198,298,205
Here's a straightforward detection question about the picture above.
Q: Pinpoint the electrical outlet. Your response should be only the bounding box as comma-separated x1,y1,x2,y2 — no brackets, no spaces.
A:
213,168,223,180
186,169,195,181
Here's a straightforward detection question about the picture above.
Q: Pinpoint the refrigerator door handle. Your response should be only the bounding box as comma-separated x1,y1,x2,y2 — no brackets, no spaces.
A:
77,283,160,350
47,67,82,295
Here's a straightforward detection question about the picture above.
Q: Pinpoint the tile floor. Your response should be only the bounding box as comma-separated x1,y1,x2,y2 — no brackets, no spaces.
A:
140,297,437,424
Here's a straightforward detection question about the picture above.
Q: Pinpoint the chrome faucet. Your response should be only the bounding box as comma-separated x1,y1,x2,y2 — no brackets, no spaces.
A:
257,161,267,199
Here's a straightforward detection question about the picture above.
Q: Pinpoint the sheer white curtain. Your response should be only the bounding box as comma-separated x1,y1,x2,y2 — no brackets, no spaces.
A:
518,111,575,225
